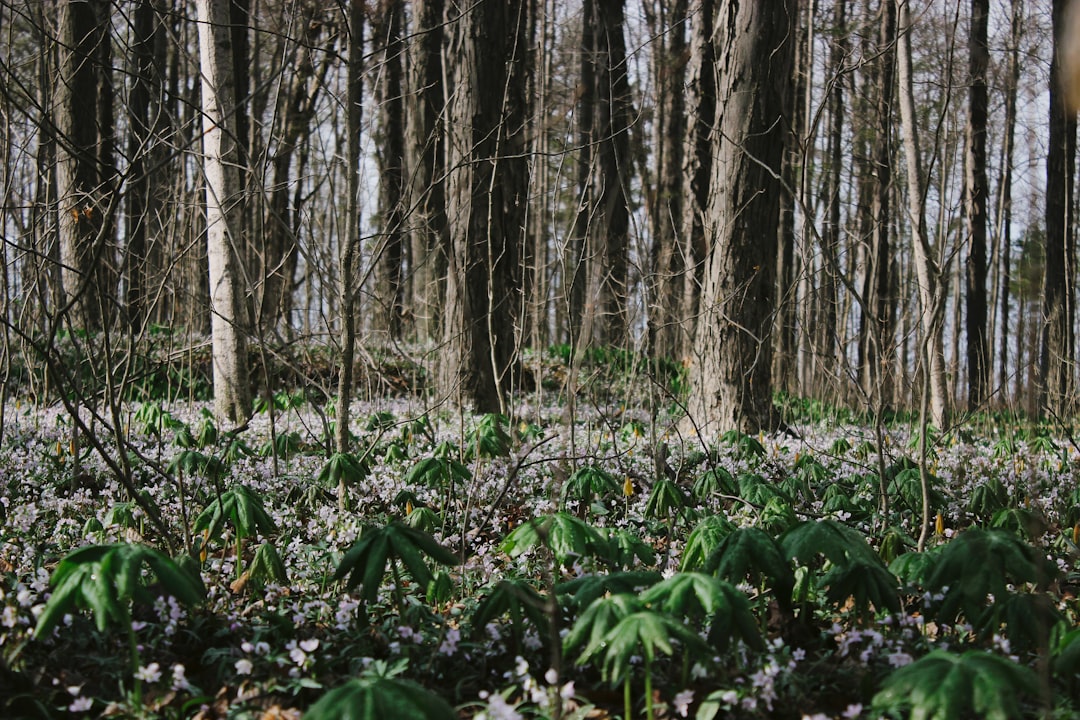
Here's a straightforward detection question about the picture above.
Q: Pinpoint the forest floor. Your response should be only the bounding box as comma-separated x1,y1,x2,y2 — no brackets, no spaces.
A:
1,346,1079,719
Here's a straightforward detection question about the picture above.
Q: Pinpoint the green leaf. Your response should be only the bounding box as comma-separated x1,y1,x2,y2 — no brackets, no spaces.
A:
704,526,794,612
644,478,686,519
249,542,289,587
563,465,620,506
639,572,762,651
818,557,900,619
557,571,662,610
305,676,456,720
924,527,1047,633
317,452,370,487
890,549,939,588
602,528,657,568
193,484,276,543
167,449,225,481
681,515,736,571
465,413,512,459
500,512,605,567
404,456,471,489
34,543,206,639
580,608,713,687
473,578,550,640
872,650,1037,720
780,518,881,568
564,593,642,665
334,522,457,605
692,467,737,500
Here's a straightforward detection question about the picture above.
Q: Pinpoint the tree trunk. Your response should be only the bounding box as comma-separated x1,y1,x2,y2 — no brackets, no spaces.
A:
55,0,112,331
820,0,847,395
567,0,596,347
526,0,553,352
895,0,948,428
964,0,989,409
678,0,715,362
197,0,252,423
259,5,332,334
573,0,633,350
773,0,807,397
372,0,407,341
440,0,531,412
859,0,897,407
994,0,1022,397
684,0,794,435
644,0,688,362
336,0,363,455
407,0,448,344
124,0,158,327
1041,0,1077,417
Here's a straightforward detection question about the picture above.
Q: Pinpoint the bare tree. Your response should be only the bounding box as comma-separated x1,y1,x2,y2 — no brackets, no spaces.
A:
406,0,448,345
372,0,407,340
685,0,794,434
678,0,714,362
896,0,948,428
54,0,115,331
858,0,897,407
964,0,989,409
643,0,688,362
197,0,252,422
1040,0,1077,417
439,0,532,412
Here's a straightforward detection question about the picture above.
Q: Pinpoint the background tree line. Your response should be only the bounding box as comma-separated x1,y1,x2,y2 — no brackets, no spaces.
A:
0,0,1071,435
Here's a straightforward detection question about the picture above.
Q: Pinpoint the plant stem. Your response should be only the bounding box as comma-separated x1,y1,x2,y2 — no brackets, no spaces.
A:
127,613,142,709
644,660,654,720
624,677,632,720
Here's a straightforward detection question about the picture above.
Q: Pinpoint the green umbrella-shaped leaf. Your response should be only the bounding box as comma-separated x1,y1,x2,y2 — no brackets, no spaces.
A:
501,512,605,566
682,515,736,572
473,578,550,639
602,528,656,568
644,478,686,519
639,572,763,651
34,544,205,639
335,523,456,604
249,542,289,586
588,609,713,687
872,650,1037,720
704,526,794,612
305,675,456,720
780,518,881,567
924,528,1047,632
557,570,662,610
565,593,642,665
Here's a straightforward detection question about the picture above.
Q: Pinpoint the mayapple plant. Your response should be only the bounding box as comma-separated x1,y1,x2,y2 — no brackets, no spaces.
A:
34,543,205,707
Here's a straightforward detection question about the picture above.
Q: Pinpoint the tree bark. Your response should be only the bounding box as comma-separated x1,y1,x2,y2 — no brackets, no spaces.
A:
54,0,113,331
896,0,948,428
645,0,688,362
258,5,332,335
964,0,989,409
197,0,252,423
336,0,363,455
684,0,794,435
406,0,448,344
993,0,1022,395
820,0,848,393
372,0,407,340
858,0,897,407
440,0,531,412
1041,0,1077,417
678,0,715,362
572,0,633,350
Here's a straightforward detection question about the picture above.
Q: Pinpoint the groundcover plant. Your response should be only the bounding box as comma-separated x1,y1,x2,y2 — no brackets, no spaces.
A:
2,359,1080,720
